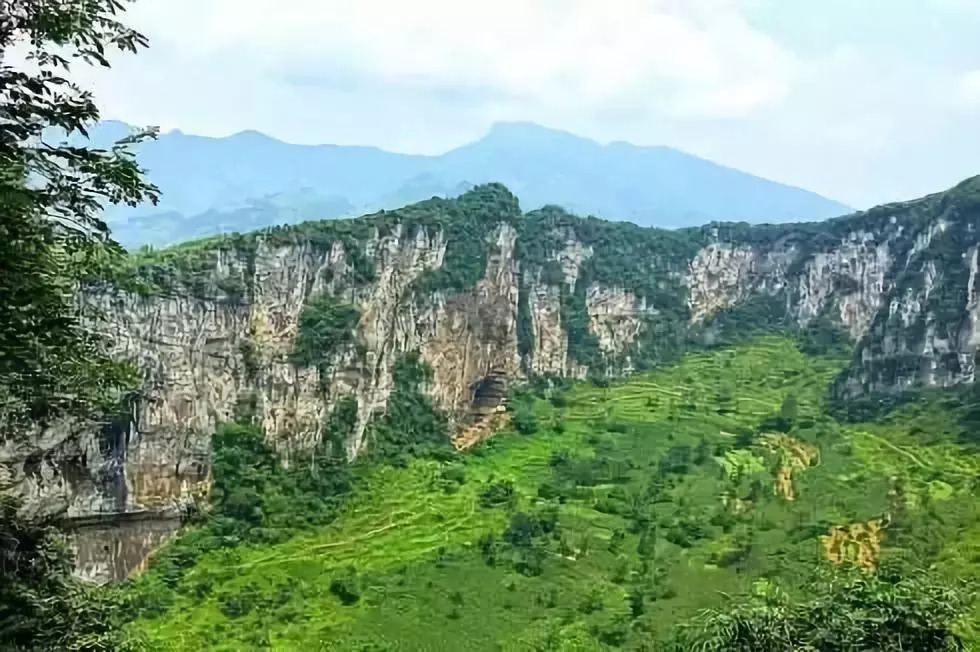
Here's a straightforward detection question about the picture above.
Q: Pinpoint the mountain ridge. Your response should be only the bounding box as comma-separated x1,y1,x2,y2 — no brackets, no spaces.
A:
84,120,853,248
3,177,978,605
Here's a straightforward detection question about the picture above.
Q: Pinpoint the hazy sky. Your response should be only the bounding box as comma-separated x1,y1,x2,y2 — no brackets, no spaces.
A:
78,0,980,209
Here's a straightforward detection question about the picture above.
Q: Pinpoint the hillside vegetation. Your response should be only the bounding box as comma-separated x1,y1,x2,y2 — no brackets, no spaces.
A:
120,337,979,650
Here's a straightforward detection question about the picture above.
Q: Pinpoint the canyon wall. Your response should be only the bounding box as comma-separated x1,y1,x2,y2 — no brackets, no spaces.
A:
1,178,978,581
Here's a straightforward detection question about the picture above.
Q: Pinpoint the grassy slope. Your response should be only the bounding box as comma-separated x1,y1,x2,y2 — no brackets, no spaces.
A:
126,337,980,650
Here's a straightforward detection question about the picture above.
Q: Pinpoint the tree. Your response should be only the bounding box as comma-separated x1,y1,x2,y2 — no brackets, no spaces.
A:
367,352,452,461
503,512,544,548
1,1,157,649
511,401,538,435
779,393,799,425
329,566,361,605
0,496,144,651
508,388,539,435
1,0,159,441
636,524,656,559
668,569,971,651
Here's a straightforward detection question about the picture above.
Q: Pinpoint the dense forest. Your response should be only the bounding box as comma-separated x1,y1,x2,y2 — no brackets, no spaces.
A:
0,1,977,651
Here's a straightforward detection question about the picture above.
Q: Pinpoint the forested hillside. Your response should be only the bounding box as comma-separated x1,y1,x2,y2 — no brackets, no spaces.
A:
120,337,979,650
77,177,980,649
7,172,980,650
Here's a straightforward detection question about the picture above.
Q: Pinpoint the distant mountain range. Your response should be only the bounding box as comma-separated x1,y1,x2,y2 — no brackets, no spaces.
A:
77,120,853,248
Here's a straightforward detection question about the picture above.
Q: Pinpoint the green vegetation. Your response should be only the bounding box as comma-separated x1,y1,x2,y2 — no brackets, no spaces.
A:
561,282,603,368
0,0,156,443
124,419,352,619
0,1,161,649
2,1,977,651
508,388,540,436
116,236,254,299
667,569,971,651
411,184,522,294
290,295,361,371
118,337,979,650
0,496,145,651
516,205,700,369
120,182,522,301
516,282,535,367
364,352,453,463
120,352,462,646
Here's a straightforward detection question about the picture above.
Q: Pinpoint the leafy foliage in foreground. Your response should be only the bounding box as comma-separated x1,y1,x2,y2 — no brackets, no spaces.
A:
670,569,971,651
120,338,979,650
0,1,160,650
0,0,157,440
0,497,144,651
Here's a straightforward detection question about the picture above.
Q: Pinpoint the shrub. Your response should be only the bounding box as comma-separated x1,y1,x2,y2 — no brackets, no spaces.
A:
436,463,467,493
537,481,561,500
657,445,693,476
513,545,545,577
504,512,544,548
669,569,971,651
512,404,538,434
508,389,539,435
479,480,517,509
579,587,605,614
289,295,361,368
329,567,361,605
478,533,498,566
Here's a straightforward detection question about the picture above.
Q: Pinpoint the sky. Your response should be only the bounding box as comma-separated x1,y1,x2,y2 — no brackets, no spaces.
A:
76,0,980,209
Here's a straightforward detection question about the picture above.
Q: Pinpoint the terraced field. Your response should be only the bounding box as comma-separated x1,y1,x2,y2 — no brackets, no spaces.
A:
124,337,980,650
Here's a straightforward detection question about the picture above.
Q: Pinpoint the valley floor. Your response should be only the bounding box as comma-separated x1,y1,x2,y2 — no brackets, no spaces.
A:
123,337,980,651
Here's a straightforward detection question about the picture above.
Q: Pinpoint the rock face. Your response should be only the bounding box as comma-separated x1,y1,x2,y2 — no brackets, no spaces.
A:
2,178,979,582
586,285,652,359
525,280,567,376
687,243,759,322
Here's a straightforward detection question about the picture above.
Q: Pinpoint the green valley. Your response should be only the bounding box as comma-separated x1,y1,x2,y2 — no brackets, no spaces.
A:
120,337,979,650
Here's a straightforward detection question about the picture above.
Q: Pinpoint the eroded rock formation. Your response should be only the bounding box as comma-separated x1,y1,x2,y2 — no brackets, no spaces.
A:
2,178,978,581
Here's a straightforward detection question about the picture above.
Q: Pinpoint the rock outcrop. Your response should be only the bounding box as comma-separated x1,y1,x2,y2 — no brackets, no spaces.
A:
2,178,979,581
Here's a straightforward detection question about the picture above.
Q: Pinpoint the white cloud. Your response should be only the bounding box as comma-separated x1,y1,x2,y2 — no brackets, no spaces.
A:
81,0,795,135
61,0,980,208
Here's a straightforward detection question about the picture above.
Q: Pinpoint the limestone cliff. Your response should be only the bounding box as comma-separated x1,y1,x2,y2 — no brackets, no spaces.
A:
686,178,980,405
2,178,979,581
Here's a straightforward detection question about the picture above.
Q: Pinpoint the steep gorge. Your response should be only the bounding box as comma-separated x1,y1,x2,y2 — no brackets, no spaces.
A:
2,178,979,581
